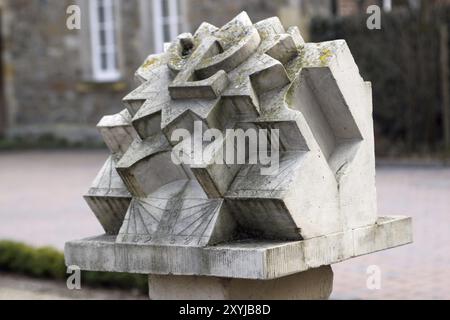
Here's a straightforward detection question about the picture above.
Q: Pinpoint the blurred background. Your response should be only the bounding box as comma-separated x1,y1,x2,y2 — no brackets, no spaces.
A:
0,0,449,299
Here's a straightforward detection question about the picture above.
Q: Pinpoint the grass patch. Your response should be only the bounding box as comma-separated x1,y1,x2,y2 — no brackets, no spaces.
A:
0,240,147,293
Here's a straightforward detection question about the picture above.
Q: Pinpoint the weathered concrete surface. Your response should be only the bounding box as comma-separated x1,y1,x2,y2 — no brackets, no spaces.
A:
148,266,333,300
65,216,411,279
84,156,131,234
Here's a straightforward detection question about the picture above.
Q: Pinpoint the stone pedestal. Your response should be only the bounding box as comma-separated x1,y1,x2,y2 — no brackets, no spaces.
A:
148,266,333,300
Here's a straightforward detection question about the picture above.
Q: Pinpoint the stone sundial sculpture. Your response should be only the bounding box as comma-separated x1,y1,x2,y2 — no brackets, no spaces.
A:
65,12,412,300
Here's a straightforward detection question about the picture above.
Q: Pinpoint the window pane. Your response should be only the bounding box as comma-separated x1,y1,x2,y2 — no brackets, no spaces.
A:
98,1,105,23
101,52,108,70
100,29,106,46
162,0,170,18
177,0,182,15
163,23,171,42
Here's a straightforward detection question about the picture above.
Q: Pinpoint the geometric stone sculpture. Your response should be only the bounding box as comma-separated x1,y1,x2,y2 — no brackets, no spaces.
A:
84,155,132,235
65,12,413,300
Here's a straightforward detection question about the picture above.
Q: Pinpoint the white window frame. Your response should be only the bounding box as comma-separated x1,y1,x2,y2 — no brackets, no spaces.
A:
89,0,121,82
153,0,183,53
383,0,392,12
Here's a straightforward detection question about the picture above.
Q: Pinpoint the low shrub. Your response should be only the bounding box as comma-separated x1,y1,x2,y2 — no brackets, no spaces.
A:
0,240,147,293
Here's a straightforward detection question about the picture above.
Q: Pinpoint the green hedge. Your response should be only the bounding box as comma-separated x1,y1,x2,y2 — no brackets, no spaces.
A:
310,6,450,156
0,240,147,293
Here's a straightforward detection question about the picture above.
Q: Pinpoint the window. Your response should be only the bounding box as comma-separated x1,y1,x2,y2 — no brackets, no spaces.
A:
89,0,120,82
153,0,184,53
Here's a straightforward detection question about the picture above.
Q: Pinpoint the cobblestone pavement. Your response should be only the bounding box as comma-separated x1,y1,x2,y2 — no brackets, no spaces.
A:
0,151,107,249
1,151,449,300
332,165,450,300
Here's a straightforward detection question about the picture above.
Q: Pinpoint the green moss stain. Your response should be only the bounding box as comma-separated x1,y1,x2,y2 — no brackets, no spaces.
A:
319,49,333,65
142,57,159,70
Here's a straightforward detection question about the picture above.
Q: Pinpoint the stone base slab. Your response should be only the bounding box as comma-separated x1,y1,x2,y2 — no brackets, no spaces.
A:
65,216,412,280
148,266,333,300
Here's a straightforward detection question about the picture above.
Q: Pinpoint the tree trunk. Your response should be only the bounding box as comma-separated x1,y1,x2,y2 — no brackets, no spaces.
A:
441,24,450,152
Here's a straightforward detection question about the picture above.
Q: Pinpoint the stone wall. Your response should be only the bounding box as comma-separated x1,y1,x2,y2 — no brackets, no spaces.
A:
1,0,143,142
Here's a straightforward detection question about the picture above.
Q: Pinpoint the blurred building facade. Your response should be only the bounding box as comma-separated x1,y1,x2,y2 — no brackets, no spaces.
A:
0,0,294,142
336,0,450,16
0,0,446,143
